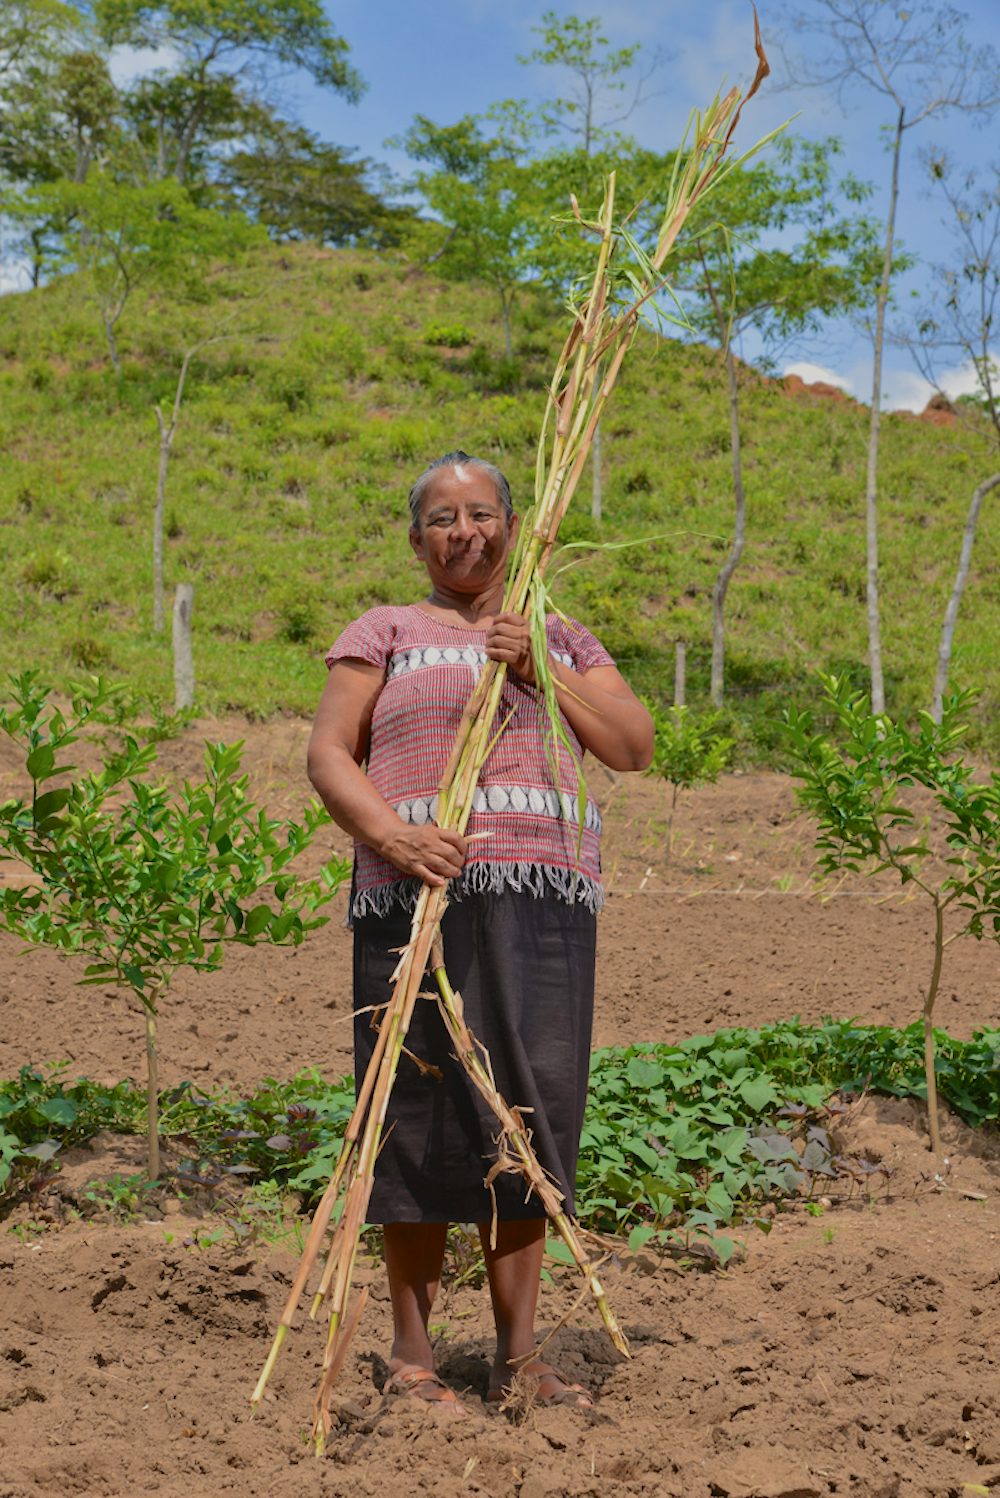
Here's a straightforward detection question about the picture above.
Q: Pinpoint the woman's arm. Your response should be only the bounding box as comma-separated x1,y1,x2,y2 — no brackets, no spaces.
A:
307,660,467,888
484,613,654,772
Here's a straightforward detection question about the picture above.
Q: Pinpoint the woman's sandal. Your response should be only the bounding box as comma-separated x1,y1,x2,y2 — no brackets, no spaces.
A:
487,1361,593,1410
382,1363,468,1419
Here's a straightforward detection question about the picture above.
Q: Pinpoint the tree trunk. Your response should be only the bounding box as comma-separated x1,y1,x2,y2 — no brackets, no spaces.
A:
500,290,513,360
144,1003,160,1180
591,418,603,521
932,472,1000,721
665,781,679,859
102,309,122,376
153,347,200,632
710,342,746,708
674,640,687,707
922,900,944,1157
153,410,171,632
865,105,905,715
173,583,195,710
30,228,43,288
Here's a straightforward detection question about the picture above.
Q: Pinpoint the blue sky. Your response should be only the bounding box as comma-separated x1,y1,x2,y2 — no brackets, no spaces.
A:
294,0,1000,411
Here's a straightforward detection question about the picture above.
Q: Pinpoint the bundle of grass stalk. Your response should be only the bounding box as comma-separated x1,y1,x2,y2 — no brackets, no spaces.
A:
253,18,772,1451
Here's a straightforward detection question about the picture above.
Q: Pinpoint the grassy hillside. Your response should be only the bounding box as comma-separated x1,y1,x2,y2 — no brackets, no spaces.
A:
1,241,996,759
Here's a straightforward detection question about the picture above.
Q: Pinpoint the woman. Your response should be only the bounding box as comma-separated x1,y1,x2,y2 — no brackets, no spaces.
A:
308,450,653,1417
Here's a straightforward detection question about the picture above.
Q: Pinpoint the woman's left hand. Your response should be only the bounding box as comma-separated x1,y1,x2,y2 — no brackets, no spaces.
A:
485,612,539,683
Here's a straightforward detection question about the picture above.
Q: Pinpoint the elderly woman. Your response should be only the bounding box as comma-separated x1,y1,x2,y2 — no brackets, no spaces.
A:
308,450,653,1417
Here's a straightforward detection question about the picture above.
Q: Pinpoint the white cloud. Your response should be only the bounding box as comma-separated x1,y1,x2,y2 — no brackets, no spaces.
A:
0,259,32,295
936,359,995,403
843,358,995,414
109,43,179,87
782,359,854,393
877,368,936,413
781,356,976,413
0,221,32,295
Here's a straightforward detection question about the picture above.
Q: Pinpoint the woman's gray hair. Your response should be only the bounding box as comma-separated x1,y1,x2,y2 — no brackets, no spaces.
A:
407,450,514,528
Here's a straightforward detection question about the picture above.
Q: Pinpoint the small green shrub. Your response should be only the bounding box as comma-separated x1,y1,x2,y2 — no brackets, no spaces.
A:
490,356,523,393
466,345,493,378
423,322,473,348
25,361,53,392
67,634,112,670
316,414,361,448
277,594,321,644
324,324,367,380
266,362,314,413
21,551,75,599
647,705,733,853
623,467,654,494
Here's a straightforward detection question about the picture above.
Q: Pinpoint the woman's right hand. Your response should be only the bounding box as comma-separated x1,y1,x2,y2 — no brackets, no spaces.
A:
377,824,468,887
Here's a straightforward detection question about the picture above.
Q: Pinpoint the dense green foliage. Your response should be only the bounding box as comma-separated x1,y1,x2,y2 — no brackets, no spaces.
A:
0,673,345,995
1,241,997,755
646,704,732,851
786,678,1000,929
785,677,1000,1150
4,1021,997,1260
0,672,348,1174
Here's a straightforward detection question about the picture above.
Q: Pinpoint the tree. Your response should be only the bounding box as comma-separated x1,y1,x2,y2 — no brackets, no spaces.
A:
672,139,880,705
907,158,1000,722
0,39,117,187
785,676,1000,1157
0,4,119,280
11,173,261,370
398,110,538,359
0,674,348,1178
151,334,223,632
519,9,660,156
218,114,414,247
646,705,732,856
0,0,78,80
78,0,364,186
779,0,1000,714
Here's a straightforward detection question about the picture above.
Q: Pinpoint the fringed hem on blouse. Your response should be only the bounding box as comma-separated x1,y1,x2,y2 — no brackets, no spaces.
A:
349,861,605,924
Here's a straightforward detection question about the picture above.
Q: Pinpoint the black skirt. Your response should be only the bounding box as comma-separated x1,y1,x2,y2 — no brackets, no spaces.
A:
353,889,596,1224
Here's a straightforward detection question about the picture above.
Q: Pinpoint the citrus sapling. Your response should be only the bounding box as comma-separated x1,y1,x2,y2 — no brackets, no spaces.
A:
0,672,349,1181
646,704,733,855
784,675,1000,1155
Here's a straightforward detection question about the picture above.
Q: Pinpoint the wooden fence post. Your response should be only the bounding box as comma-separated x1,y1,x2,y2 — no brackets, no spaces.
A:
674,640,687,708
173,583,194,712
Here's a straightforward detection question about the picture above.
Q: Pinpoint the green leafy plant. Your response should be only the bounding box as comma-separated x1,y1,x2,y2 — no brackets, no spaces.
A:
81,1173,155,1223
423,321,474,347
0,672,349,1180
784,675,1000,1154
4,1020,997,1245
646,704,733,853
276,593,321,645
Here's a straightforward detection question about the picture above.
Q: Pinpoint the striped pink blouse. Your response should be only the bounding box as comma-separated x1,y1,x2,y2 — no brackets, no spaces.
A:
325,604,614,920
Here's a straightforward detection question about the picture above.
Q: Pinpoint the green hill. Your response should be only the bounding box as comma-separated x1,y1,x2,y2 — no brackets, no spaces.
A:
1,241,996,758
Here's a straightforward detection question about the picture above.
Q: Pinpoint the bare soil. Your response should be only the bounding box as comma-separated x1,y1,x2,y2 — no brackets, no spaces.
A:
1,716,998,1498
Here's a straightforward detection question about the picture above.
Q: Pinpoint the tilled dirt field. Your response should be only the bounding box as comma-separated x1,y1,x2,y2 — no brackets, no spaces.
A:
1,717,998,1497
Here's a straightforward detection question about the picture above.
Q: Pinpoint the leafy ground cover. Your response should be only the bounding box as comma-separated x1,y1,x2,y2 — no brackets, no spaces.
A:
4,1021,997,1265
1,242,997,758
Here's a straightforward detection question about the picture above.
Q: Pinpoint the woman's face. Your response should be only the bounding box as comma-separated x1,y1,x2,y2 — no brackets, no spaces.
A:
409,466,518,594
